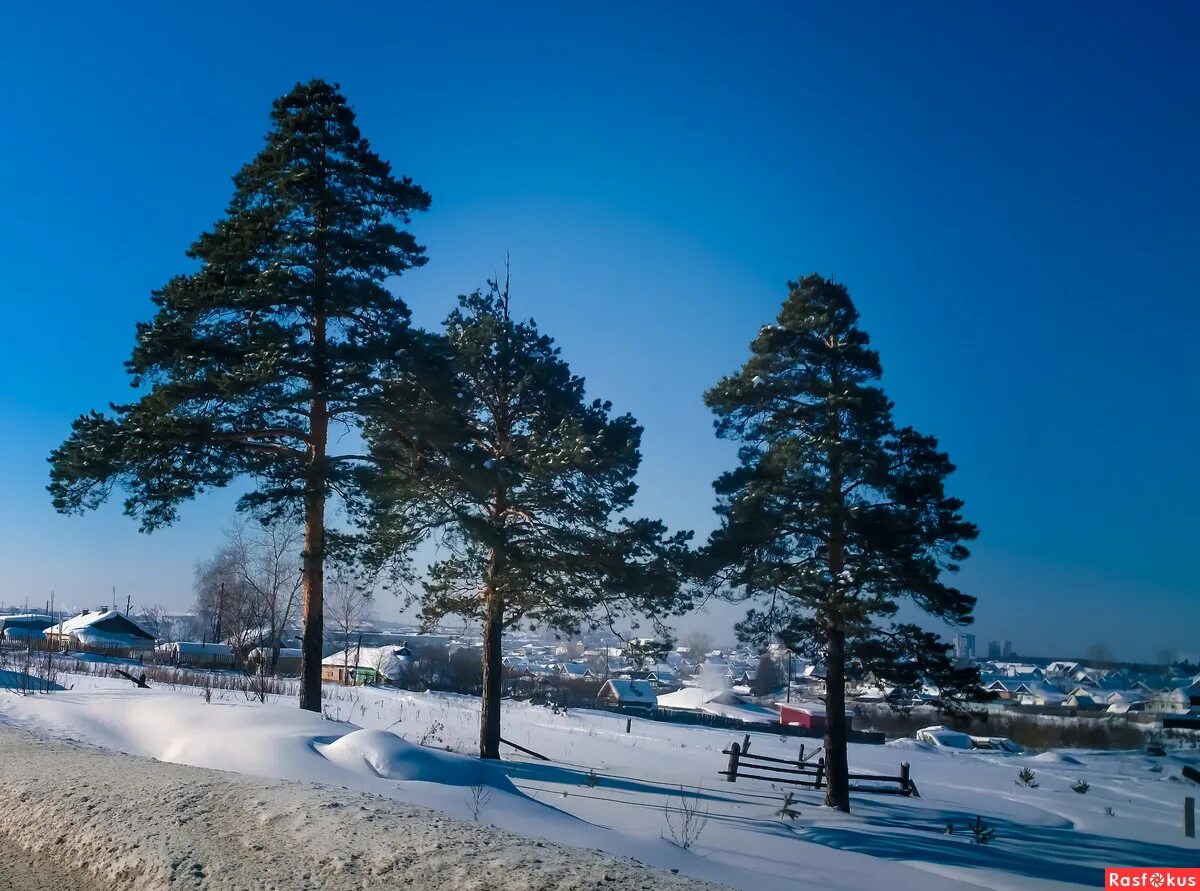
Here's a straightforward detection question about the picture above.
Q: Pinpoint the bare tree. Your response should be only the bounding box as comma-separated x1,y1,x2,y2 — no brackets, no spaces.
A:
326,572,375,685
225,520,303,674
194,546,258,657
680,632,713,664
136,603,173,644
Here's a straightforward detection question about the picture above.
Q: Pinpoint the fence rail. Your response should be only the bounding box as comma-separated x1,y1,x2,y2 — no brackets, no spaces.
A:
718,735,918,796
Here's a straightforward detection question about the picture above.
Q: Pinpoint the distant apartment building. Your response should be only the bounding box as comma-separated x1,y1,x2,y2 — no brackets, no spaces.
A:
955,633,976,661
986,639,1014,660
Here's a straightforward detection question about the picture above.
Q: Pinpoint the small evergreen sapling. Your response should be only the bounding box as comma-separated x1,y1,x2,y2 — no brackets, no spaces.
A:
1071,779,1090,794
1017,766,1039,788
776,791,801,821
969,816,995,845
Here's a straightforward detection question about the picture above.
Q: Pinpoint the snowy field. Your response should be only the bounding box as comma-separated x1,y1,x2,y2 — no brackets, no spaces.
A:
1,672,1197,891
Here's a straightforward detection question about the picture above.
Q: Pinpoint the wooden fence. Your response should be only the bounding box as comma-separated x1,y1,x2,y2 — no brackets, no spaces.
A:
719,735,918,796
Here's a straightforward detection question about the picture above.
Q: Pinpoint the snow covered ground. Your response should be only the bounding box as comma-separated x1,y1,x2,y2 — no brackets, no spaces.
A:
2,672,1197,890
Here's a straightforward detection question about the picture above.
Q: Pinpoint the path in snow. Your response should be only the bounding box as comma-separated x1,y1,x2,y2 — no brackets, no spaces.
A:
0,725,724,891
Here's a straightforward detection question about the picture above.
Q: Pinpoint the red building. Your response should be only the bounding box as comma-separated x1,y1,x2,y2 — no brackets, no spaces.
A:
778,702,852,733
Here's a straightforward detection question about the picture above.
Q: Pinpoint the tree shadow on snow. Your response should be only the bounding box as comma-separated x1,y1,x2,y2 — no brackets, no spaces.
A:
502,760,740,804
792,798,1198,886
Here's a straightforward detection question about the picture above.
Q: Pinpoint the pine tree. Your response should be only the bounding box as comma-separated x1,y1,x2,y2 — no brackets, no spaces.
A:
704,274,979,812
366,275,692,758
47,80,432,712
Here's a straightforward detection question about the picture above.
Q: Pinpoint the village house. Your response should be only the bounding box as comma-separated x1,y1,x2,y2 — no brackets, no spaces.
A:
43,610,155,657
321,645,413,686
0,614,54,642
557,661,595,680
1148,681,1200,715
778,701,854,733
596,678,657,711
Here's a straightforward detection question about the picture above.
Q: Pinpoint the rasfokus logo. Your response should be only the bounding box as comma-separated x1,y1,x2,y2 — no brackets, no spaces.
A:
1106,869,1200,888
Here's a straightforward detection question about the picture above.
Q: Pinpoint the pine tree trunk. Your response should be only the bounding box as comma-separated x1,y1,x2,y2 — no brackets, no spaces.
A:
298,313,328,711
298,446,326,711
823,622,851,811
479,547,504,760
823,345,851,812
300,146,329,714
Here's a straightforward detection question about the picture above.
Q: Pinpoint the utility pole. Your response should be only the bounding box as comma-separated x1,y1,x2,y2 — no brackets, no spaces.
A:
787,648,793,704
125,593,132,616
214,581,226,644
45,591,55,692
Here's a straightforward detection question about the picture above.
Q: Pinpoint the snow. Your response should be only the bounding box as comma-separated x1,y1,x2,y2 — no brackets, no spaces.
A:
2,671,1198,891
0,725,714,891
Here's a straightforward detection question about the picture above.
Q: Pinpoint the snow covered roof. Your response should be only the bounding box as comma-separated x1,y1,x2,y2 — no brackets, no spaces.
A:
45,610,155,649
0,613,54,624
47,610,153,637
657,685,778,724
777,700,854,718
322,646,412,681
598,679,657,705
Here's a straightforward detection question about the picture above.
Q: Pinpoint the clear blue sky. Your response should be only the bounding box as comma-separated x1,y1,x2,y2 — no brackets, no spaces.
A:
0,2,1196,662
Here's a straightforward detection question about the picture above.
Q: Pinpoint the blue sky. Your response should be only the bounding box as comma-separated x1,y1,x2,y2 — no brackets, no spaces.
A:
0,3,1196,661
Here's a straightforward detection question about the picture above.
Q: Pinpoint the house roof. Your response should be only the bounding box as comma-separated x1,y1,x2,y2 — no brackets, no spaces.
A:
657,685,778,724
45,610,155,648
599,678,657,704
47,610,154,638
322,646,411,680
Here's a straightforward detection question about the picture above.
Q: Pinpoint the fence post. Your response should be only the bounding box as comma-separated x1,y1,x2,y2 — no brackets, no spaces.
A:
725,742,741,783
900,761,911,794
743,733,751,753
1187,797,1196,839
815,757,825,790
798,742,805,763
625,718,631,734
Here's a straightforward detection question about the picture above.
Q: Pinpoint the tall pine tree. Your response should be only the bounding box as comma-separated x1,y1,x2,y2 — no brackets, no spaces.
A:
47,80,431,712
705,274,979,811
366,276,691,758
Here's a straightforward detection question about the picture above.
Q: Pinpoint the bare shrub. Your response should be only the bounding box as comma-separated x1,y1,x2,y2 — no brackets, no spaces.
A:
663,786,709,851
419,720,445,747
468,772,493,821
